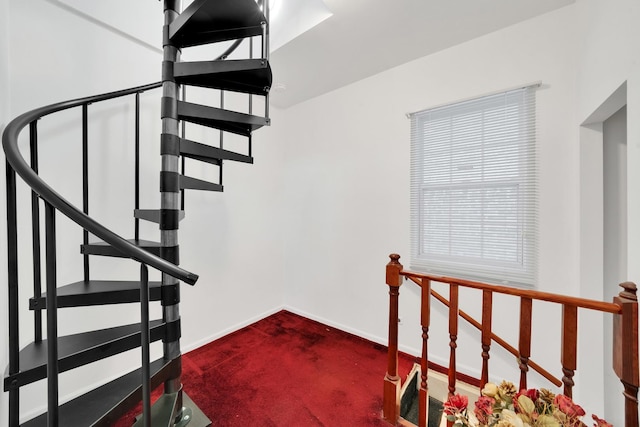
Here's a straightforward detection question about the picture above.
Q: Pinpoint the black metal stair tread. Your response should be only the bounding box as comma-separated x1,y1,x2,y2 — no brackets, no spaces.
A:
21,358,178,427
174,59,272,95
181,175,223,192
170,0,265,47
134,209,186,225
178,101,269,136
4,320,165,390
29,280,164,309
81,239,162,258
181,138,253,165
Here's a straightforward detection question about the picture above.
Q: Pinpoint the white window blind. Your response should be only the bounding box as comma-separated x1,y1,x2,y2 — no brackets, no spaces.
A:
410,86,538,287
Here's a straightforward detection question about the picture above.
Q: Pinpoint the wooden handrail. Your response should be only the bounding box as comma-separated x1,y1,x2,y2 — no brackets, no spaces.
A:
401,270,621,314
408,276,562,387
383,254,639,427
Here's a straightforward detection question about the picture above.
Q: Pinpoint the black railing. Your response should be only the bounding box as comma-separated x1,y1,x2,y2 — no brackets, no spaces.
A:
82,103,90,282
3,82,198,426
29,120,43,343
44,201,59,425
3,82,197,283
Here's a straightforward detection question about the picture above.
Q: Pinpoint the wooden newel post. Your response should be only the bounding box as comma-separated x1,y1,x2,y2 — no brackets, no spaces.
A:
383,253,403,424
613,282,639,427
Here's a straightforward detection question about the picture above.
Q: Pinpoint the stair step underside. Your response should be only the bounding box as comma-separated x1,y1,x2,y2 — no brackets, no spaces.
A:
169,0,265,47
4,320,165,390
174,59,271,95
135,209,186,225
178,101,269,136
181,175,223,192
81,239,161,259
21,357,179,427
181,138,253,165
29,280,164,309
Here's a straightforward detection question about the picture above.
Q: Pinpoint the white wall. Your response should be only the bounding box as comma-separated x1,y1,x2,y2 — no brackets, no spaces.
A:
603,106,627,299
2,0,286,422
576,0,640,281
1,0,11,422
281,2,579,387
575,0,640,424
602,106,628,425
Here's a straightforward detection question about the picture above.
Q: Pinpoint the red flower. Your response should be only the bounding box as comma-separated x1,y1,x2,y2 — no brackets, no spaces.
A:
592,414,613,427
444,394,468,415
554,394,586,418
473,396,495,424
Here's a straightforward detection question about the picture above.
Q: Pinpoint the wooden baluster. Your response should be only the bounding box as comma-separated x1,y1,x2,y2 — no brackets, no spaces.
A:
561,304,578,397
613,282,639,427
448,284,459,397
383,254,403,424
480,290,493,388
419,278,431,427
518,297,532,390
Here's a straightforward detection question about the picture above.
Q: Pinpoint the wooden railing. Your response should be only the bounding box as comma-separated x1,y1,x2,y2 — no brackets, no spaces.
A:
383,254,639,427
411,277,562,388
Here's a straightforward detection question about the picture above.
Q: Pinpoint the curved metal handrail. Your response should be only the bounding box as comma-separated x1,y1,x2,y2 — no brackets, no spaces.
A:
2,82,198,285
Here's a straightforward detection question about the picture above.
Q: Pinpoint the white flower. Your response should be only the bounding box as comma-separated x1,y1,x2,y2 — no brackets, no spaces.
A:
481,382,498,398
500,409,529,427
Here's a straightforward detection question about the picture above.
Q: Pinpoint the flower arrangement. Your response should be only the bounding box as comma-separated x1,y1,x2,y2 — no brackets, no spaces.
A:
443,381,611,427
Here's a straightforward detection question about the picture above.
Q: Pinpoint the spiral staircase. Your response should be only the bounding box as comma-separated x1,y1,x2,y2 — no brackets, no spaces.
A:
3,0,272,425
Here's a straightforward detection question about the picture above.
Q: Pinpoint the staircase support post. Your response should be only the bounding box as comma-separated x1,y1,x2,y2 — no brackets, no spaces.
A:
383,254,403,424
613,282,639,427
419,278,431,427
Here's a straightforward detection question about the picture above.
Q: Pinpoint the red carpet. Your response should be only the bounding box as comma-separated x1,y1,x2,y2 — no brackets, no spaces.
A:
114,310,415,426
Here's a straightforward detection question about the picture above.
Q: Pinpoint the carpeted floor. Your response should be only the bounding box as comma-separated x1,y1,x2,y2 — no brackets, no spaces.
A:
114,310,416,426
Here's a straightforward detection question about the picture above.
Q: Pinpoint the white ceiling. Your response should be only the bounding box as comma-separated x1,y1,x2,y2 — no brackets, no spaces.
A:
270,0,333,51
269,0,575,108
50,0,576,109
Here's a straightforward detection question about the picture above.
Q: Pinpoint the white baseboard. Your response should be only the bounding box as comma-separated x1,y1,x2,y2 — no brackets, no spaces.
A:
281,305,483,381
282,305,390,345
181,305,285,353
282,305,424,357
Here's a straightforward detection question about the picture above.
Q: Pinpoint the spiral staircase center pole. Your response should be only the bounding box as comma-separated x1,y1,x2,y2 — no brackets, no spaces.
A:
161,0,184,417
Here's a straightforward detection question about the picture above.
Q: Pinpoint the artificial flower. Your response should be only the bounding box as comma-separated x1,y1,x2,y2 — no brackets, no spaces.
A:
445,393,469,415
554,394,585,418
592,414,613,427
442,382,609,427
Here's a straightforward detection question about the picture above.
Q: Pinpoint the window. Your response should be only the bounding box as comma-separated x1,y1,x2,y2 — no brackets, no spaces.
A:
410,86,538,287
